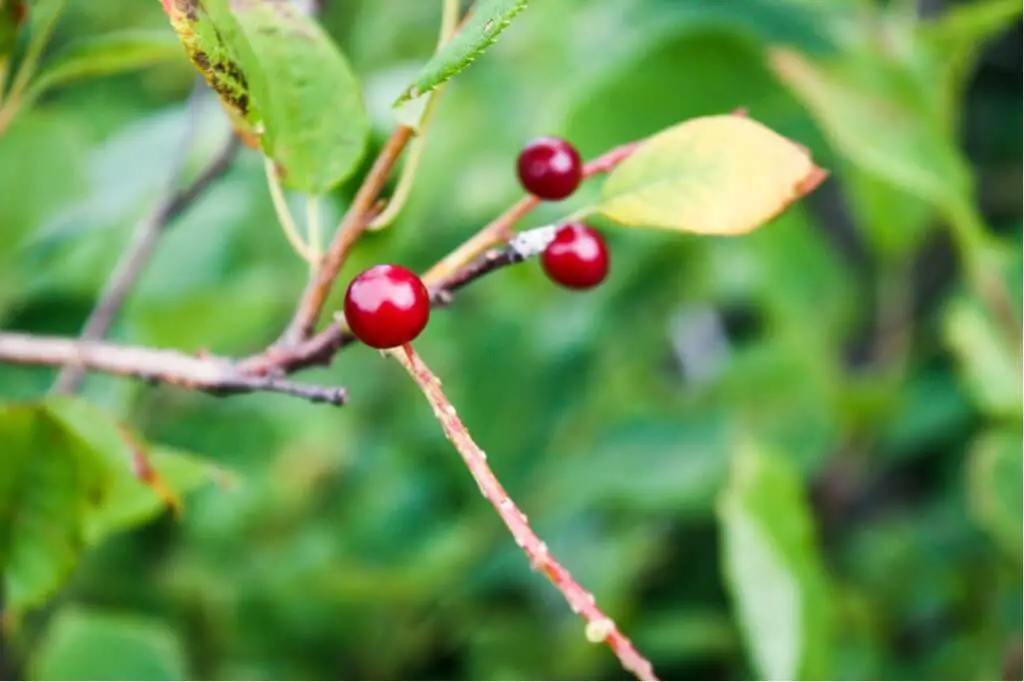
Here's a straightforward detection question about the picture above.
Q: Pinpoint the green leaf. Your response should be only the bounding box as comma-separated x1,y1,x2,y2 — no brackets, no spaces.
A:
942,296,1023,417
24,30,186,104
549,417,731,518
718,440,833,680
395,0,530,105
0,404,105,614
29,606,187,680
768,47,971,211
594,114,824,235
44,395,229,541
966,428,1023,558
0,399,226,614
162,0,369,192
923,0,1022,56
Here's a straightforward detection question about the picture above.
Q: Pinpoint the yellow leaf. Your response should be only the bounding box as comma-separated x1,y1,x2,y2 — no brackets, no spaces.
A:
597,114,825,236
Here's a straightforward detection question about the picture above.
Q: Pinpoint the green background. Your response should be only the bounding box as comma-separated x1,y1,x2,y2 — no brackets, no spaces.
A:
0,0,1020,680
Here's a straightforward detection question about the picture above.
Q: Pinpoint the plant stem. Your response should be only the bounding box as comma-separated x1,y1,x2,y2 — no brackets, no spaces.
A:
277,124,416,345
265,156,316,264
423,141,640,287
52,88,239,394
388,344,659,682
3,332,347,405
307,194,323,265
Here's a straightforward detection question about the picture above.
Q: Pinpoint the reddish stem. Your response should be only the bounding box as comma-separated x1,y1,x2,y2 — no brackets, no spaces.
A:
423,141,640,288
389,343,659,682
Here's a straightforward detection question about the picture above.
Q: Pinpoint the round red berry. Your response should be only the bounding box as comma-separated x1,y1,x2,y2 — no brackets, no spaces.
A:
541,223,609,290
344,264,430,349
516,136,583,201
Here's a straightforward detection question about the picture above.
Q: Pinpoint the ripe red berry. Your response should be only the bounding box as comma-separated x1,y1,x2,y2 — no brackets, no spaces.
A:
344,264,430,349
541,223,609,290
516,136,583,200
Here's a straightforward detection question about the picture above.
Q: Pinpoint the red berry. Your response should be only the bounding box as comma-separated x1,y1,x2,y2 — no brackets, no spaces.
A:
541,223,609,290
344,264,430,349
516,136,583,200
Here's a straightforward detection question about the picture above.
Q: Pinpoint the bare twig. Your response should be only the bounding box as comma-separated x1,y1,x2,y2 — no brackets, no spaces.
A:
388,343,659,682
53,89,241,394
240,142,642,376
277,125,416,345
2,332,346,405
423,141,639,288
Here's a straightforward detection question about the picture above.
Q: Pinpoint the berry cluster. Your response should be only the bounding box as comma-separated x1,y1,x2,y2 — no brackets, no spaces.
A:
344,136,609,349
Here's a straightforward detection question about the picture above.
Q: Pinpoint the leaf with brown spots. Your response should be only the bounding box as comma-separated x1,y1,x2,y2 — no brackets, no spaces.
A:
160,0,369,192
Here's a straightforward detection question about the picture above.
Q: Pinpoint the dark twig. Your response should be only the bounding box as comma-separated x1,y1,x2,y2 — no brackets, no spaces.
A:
1,332,346,406
52,87,241,394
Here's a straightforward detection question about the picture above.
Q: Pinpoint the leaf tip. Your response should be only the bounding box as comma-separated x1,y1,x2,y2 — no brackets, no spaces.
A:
797,165,829,197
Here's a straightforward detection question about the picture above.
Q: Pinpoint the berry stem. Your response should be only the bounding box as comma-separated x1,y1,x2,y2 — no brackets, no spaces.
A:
423,141,641,289
265,156,317,265
306,194,323,265
388,343,660,682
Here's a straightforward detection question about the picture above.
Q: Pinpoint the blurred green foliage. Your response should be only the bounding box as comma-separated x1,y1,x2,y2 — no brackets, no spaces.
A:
0,0,1021,680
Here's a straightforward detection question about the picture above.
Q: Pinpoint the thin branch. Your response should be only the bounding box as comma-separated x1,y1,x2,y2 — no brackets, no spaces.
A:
423,141,639,288
235,228,552,376
239,142,641,376
2,332,346,406
265,155,317,264
275,3,482,346
277,125,416,345
388,344,659,682
52,92,241,394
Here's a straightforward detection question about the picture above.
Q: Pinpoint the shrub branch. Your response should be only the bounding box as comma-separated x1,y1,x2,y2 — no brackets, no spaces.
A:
388,343,659,682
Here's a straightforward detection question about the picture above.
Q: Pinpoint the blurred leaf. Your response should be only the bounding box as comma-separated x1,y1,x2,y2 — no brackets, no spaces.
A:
648,0,841,54
0,0,26,58
844,166,936,259
395,0,530,104
163,0,368,191
0,399,224,614
24,30,185,104
718,440,833,680
548,417,730,518
878,370,974,461
29,607,187,680
966,428,1023,557
633,609,737,665
26,0,62,35
0,404,105,614
563,30,823,161
44,395,228,540
943,295,1022,417
595,114,824,235
923,0,1022,58
769,47,971,211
